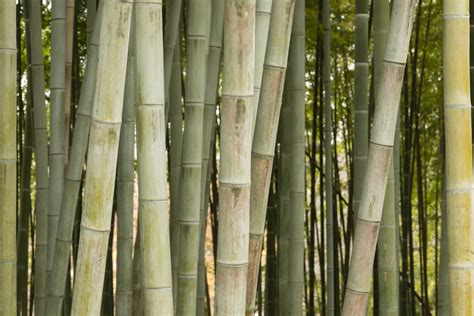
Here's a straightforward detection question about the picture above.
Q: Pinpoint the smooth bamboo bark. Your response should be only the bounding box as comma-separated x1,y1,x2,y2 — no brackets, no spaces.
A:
70,1,132,314
215,0,255,314
247,0,295,313
173,1,211,314
287,0,305,313
134,1,174,313
47,5,103,314
323,0,334,313
27,1,50,313
437,176,449,315
374,0,399,314
342,1,417,314
444,1,474,314
116,26,136,316
196,0,224,313
47,0,66,281
251,0,273,136
0,2,17,314
64,0,75,165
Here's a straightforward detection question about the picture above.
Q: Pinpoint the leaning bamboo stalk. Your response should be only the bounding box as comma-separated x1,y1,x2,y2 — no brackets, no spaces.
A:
163,0,183,100
70,1,132,314
196,0,224,312
47,0,66,286
342,1,417,314
246,0,295,312
173,0,211,313
87,0,97,45
0,2,17,314
134,0,174,313
251,0,273,136
287,0,305,313
116,24,136,316
444,0,474,314
64,0,75,166
27,0,50,313
215,0,255,314
323,0,334,313
47,6,103,314
374,0,399,313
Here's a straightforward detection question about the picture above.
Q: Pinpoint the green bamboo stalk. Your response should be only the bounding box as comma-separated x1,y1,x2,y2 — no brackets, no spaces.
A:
70,1,132,314
374,0,399,314
163,0,183,100
18,3,33,313
116,25,136,316
437,175,449,315
215,0,255,314
278,85,291,316
64,0,75,166
27,0,49,313
342,1,417,314
251,0,273,136
196,0,224,313
173,0,211,313
47,5,103,314
87,0,97,46
287,0,305,313
134,0,174,313
0,1,17,314
353,0,369,226
444,0,474,313
247,0,295,313
132,225,142,315
47,0,66,284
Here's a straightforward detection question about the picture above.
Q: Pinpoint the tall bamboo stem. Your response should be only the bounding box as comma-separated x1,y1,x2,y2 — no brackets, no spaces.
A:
70,1,132,314
87,0,96,45
116,23,136,316
47,5,103,314
134,0,174,313
64,0,75,166
215,0,255,314
444,0,474,314
287,0,305,313
437,175,449,315
0,2,17,314
342,1,417,314
247,0,295,312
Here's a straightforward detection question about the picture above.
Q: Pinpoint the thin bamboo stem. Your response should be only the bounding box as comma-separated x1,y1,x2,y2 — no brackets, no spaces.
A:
64,0,75,166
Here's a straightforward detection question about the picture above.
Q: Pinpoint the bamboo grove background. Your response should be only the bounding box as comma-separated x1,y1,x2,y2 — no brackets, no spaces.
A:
0,0,462,315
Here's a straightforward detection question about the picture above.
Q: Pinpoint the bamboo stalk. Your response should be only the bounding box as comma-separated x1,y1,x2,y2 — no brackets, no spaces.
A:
215,0,255,314
173,0,211,313
342,1,417,314
196,0,224,313
163,0,183,101
87,0,96,46
47,0,66,289
437,175,449,315
0,2,17,314
444,0,474,314
64,0,75,166
247,0,295,313
287,0,305,313
47,5,103,314
70,1,132,314
116,22,136,316
27,0,50,313
134,0,174,313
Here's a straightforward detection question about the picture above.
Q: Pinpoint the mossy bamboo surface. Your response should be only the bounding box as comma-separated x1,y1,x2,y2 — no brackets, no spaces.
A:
0,2,16,314
70,1,132,314
444,1,474,314
27,0,50,313
323,0,334,313
342,1,417,314
47,0,66,282
173,0,211,313
215,0,255,314
374,0,399,314
134,0,174,313
116,24,136,316
287,0,305,313
47,5,102,314
247,0,295,312
196,0,224,313
251,0,273,136
64,0,75,166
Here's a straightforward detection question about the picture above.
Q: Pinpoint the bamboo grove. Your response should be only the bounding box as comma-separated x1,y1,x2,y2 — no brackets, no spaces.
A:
1,0,472,315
